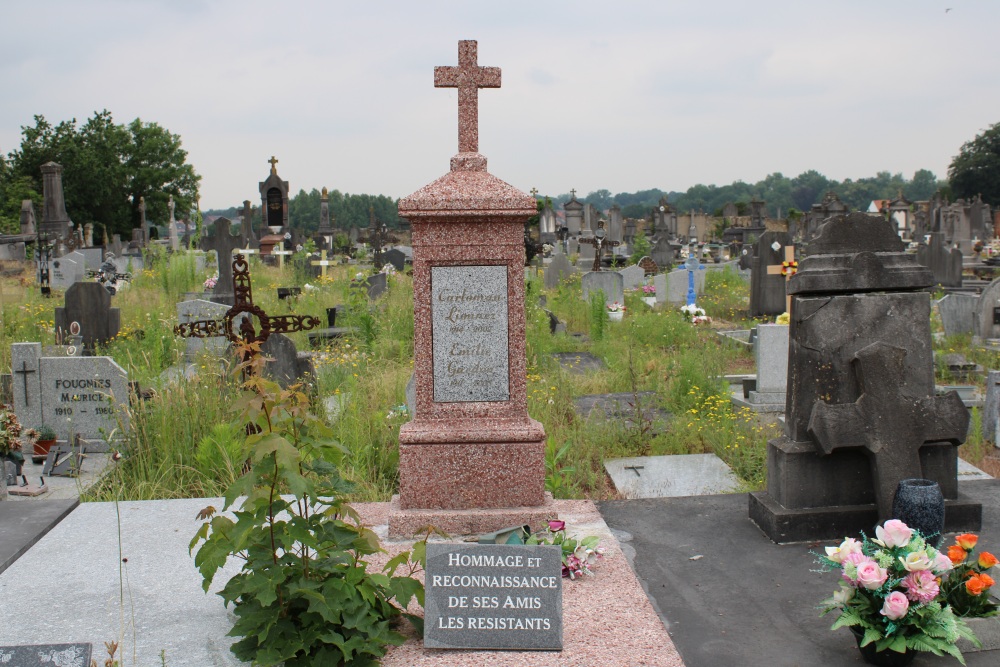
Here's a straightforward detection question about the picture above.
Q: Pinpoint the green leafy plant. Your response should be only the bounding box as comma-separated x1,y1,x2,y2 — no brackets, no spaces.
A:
35,423,57,441
191,345,424,667
194,423,247,481
588,290,607,341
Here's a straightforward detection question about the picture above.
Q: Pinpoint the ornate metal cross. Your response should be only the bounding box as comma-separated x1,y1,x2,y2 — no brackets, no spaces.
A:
808,342,969,521
174,254,320,368
766,242,797,314
434,40,501,154
578,221,620,272
360,208,399,269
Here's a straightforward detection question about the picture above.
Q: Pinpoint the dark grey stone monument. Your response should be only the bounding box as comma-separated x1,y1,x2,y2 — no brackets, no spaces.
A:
749,213,981,543
383,248,406,272
749,231,792,317
39,162,71,240
53,282,121,354
260,333,315,389
915,232,962,287
0,644,92,666
199,217,243,305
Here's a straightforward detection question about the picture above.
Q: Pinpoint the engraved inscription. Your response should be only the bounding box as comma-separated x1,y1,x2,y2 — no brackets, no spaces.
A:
431,266,509,402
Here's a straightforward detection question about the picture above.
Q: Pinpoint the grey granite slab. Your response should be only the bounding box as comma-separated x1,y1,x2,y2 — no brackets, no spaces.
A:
0,643,91,666
0,499,79,575
573,392,669,424
604,454,740,499
0,498,246,666
551,352,605,374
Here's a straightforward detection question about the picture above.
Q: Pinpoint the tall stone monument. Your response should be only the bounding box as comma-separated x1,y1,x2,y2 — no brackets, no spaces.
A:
315,187,335,250
40,161,71,239
258,156,289,233
749,213,981,543
390,40,551,537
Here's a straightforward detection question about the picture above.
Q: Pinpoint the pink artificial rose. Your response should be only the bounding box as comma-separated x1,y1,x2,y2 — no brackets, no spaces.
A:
856,559,889,590
902,570,940,603
931,552,954,575
841,551,868,584
875,520,913,549
880,591,910,620
548,520,566,532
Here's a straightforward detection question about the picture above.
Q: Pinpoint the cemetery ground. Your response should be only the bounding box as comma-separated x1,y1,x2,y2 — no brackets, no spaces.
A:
1,251,999,665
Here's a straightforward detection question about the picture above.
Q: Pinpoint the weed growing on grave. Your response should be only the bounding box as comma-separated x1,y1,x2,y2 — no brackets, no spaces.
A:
588,290,607,341
191,344,424,667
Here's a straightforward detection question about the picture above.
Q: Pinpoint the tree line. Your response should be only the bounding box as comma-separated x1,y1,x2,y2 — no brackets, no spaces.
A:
204,189,400,232
0,110,200,236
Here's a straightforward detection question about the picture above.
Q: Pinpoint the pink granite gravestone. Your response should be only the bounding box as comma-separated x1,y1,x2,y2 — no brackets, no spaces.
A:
389,40,554,537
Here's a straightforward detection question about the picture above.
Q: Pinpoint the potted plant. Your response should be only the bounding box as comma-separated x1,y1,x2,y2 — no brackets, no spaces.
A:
0,405,26,496
607,301,625,322
817,519,987,665
640,284,656,307
680,303,712,325
31,424,57,464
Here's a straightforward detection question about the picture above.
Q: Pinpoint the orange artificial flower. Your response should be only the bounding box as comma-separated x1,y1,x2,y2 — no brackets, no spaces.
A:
948,544,967,564
955,533,979,550
981,573,995,588
966,574,988,596
979,552,999,569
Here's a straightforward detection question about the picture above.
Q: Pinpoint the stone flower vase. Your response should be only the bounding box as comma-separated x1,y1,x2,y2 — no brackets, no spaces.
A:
891,478,945,546
851,628,915,666
608,310,624,322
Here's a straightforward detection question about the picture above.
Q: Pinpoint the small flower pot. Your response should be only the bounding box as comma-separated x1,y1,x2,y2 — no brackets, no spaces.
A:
642,297,656,307
32,439,56,465
607,310,624,322
850,628,915,666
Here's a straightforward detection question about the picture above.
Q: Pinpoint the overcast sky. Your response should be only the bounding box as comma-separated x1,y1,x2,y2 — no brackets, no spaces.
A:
2,0,998,210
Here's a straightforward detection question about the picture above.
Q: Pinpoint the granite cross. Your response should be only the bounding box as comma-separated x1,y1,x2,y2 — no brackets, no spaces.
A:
434,40,500,154
808,342,969,521
268,155,279,174
174,254,320,368
200,217,244,298
765,242,797,314
15,360,35,406
578,221,620,272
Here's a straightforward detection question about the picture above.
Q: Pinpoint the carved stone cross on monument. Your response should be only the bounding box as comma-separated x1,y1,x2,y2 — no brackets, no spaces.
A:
434,40,500,154
200,217,244,301
268,155,279,174
578,221,619,272
174,254,320,368
808,342,969,521
765,242,797,314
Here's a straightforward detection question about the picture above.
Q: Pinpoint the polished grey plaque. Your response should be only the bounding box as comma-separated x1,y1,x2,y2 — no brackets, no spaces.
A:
431,265,509,402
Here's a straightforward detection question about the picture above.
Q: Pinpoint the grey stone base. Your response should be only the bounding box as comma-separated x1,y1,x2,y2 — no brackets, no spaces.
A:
960,613,1000,653
730,391,786,414
748,490,982,544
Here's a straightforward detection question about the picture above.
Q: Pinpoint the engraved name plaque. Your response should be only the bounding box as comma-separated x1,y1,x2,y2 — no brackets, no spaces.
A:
431,265,509,402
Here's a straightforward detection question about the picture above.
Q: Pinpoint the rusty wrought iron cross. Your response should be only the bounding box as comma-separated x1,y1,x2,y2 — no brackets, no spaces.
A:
808,342,969,521
578,221,620,272
173,254,320,367
434,40,501,154
360,207,399,269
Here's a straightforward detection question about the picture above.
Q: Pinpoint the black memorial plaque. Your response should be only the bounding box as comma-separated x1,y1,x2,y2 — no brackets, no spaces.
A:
424,543,563,650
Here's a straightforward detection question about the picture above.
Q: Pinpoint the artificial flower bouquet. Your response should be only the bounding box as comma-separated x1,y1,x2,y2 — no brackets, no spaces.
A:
203,274,218,290
679,303,711,325
641,284,656,296
818,519,987,663
940,533,999,618
606,302,625,313
526,520,604,580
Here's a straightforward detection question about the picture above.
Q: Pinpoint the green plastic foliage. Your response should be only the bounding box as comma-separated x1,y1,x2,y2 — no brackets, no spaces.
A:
191,345,424,666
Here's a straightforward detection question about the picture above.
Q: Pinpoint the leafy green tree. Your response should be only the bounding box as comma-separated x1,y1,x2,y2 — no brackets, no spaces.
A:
906,169,943,201
949,122,1000,205
3,110,200,237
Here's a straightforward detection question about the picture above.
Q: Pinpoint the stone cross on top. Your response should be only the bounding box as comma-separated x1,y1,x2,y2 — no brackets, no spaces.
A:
434,40,500,154
808,342,969,521
268,155,279,174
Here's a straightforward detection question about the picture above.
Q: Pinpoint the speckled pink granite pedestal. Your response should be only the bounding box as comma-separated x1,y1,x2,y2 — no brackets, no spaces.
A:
390,147,549,537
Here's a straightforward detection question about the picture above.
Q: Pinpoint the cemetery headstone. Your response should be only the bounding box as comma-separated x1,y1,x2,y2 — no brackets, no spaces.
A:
423,543,563,650
749,231,793,317
39,162,71,239
391,39,550,537
749,212,981,543
543,252,576,289
637,256,658,276
605,453,740,499
661,269,705,304
259,333,315,389
176,299,230,362
915,232,962,287
618,264,645,290
650,235,675,269
731,324,789,412
383,247,406,272
54,282,120,354
581,270,624,307
12,342,129,448
982,370,1000,445
259,156,290,232
937,293,978,337
352,272,388,300
49,251,86,290
975,277,1000,341
563,192,583,236
199,217,243,305
551,352,605,374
